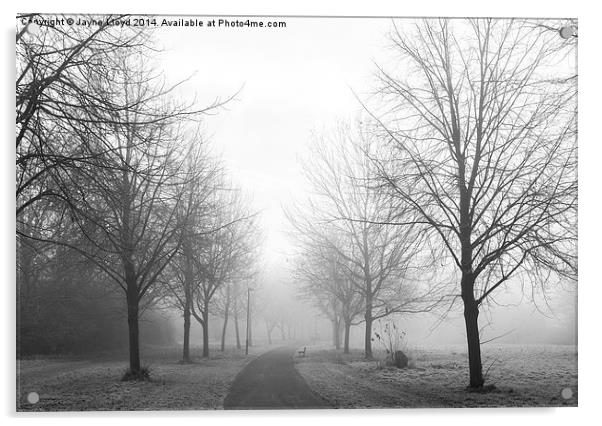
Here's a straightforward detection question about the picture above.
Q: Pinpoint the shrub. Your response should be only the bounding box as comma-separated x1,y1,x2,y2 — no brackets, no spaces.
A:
373,319,409,368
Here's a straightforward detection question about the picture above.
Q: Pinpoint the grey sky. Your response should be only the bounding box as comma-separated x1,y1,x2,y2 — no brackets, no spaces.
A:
157,17,393,265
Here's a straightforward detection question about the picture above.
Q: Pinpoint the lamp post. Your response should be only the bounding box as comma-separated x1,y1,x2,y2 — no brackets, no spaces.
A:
245,287,253,356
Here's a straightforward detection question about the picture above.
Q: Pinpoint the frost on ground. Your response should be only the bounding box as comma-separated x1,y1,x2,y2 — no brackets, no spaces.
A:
295,344,577,408
17,344,269,411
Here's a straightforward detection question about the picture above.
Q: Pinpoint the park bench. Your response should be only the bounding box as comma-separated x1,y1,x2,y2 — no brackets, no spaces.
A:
297,346,307,357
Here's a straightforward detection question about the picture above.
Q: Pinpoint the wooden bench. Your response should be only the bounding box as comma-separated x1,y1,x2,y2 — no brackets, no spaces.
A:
297,346,307,357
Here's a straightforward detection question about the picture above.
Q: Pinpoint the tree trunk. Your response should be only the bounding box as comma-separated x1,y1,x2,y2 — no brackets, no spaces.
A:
464,303,484,388
181,235,194,362
457,149,484,388
248,312,253,346
343,320,351,354
234,312,241,349
182,303,191,362
220,307,229,352
459,182,484,388
333,318,341,350
280,324,286,340
126,280,141,374
202,308,210,357
266,322,272,344
364,294,373,359
462,282,484,388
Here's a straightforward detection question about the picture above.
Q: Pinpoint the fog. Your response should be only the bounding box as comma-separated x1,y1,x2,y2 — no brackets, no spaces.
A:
161,273,577,351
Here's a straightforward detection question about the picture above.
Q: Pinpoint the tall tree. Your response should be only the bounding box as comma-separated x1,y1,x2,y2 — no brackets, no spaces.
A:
16,15,235,376
370,19,577,388
77,57,193,377
42,50,218,377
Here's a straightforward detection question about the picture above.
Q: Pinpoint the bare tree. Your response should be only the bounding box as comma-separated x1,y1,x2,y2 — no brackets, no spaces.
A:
368,19,577,388
26,51,219,377
75,57,198,377
212,214,261,352
264,316,279,344
16,14,232,222
190,186,260,357
214,280,255,351
16,17,235,376
289,121,437,358
16,15,147,216
214,283,234,352
293,233,364,353
230,283,246,349
162,138,220,362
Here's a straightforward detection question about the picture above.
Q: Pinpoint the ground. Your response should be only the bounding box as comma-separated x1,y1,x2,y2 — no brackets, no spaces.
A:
295,343,578,408
17,344,270,411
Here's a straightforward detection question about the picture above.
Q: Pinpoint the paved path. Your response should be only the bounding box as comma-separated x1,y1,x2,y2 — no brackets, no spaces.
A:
223,346,329,409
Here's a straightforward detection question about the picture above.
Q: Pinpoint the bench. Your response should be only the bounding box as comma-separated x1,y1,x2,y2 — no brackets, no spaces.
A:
297,346,307,357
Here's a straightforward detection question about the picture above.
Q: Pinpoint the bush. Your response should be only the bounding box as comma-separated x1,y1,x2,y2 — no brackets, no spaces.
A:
373,319,409,369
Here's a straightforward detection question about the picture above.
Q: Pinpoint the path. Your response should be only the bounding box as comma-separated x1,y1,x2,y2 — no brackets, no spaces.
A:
223,345,329,409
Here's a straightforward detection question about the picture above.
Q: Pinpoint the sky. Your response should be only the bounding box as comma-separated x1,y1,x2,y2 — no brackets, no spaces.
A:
155,17,394,266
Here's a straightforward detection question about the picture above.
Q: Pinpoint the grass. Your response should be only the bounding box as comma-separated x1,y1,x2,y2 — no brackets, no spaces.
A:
121,366,151,382
295,343,578,408
17,343,271,411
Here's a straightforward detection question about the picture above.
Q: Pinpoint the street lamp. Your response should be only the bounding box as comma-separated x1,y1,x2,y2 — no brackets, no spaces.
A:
245,287,254,356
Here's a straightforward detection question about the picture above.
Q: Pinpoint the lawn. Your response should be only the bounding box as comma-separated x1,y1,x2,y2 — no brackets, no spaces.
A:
17,344,269,411
295,343,578,408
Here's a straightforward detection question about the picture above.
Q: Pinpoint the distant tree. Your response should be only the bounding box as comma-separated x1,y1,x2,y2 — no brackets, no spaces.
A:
211,214,260,352
162,138,221,362
230,283,246,349
369,19,577,388
214,283,233,351
255,279,305,345
289,121,438,358
213,280,254,352
264,316,279,344
190,187,260,357
294,238,364,353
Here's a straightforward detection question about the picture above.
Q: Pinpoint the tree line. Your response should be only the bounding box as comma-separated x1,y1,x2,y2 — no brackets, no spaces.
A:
288,18,577,389
16,14,261,379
